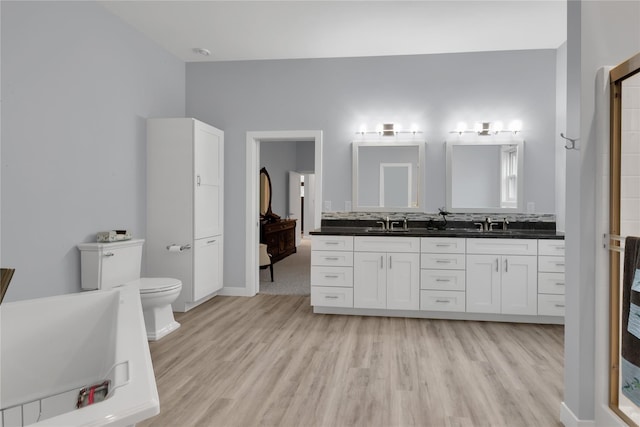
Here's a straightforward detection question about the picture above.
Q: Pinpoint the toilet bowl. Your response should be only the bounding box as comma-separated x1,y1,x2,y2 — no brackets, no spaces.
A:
77,239,182,341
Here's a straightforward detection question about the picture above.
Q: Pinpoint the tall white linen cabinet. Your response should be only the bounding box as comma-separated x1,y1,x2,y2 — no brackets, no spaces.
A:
146,118,224,312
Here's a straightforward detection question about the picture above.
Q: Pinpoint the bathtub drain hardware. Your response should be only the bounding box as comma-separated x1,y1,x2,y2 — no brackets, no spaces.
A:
77,380,110,408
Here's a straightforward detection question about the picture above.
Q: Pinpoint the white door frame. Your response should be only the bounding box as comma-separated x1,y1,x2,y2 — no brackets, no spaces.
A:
245,130,323,296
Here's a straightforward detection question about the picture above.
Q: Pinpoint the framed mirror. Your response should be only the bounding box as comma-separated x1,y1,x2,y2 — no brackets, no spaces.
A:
260,167,280,222
446,137,524,213
352,140,425,212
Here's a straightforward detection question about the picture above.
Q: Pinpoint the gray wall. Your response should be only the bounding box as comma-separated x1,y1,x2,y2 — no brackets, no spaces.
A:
261,141,297,218
295,141,315,173
565,0,640,423
555,41,567,233
1,1,185,301
261,140,315,217
186,50,558,287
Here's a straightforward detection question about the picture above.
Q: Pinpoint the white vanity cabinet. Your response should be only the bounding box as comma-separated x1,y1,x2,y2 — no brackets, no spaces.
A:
353,236,420,310
146,118,224,312
466,239,537,315
537,239,566,316
420,238,466,312
310,235,354,307
311,232,563,324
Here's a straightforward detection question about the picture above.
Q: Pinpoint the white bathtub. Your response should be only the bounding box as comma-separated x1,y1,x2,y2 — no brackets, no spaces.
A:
0,285,159,426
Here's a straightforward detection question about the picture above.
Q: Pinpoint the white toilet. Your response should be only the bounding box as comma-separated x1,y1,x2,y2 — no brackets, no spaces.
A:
77,238,182,341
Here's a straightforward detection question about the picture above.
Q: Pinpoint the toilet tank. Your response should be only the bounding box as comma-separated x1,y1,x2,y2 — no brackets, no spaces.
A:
77,239,145,290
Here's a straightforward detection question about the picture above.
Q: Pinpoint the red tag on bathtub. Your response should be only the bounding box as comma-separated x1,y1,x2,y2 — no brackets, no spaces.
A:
76,381,109,408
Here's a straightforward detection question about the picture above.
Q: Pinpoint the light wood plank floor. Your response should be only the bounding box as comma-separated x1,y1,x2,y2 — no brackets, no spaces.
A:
140,295,564,427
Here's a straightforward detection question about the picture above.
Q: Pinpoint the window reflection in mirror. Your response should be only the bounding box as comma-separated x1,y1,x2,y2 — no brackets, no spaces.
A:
352,140,425,212
445,138,524,213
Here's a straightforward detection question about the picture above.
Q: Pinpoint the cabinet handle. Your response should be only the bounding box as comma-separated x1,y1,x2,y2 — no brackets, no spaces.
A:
436,259,452,264
555,282,565,286
435,244,451,247
324,257,339,261
197,174,201,186
555,262,565,267
380,256,384,269
495,258,499,272
207,239,216,244
104,252,115,257
325,295,339,299
435,299,450,303
505,258,509,273
555,304,565,308
389,255,393,269
435,278,451,282
324,275,339,279
325,242,339,245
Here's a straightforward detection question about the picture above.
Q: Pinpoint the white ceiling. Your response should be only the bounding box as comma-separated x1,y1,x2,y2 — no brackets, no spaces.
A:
99,0,567,63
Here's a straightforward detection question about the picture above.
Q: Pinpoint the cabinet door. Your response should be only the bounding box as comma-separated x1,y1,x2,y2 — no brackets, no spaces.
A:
354,252,386,309
194,123,221,186
501,255,537,315
194,184,220,239
193,237,222,301
466,255,501,313
387,253,420,310
194,124,222,238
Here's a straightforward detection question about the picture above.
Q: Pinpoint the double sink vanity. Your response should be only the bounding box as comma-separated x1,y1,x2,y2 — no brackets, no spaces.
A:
310,220,565,325
318,135,564,324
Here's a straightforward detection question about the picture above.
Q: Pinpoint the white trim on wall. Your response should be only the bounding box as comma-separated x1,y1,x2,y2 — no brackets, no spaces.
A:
245,130,323,296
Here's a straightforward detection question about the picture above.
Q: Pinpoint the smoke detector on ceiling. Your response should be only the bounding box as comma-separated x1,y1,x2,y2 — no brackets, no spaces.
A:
193,48,211,56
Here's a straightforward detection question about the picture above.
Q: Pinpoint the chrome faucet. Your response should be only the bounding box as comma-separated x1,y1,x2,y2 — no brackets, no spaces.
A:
403,217,408,230
474,217,497,232
502,217,510,230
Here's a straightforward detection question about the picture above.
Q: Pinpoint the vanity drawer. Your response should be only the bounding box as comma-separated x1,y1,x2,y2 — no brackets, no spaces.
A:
420,290,466,312
354,236,420,253
538,294,565,316
538,272,565,295
311,235,354,251
311,286,353,307
421,238,466,254
539,256,565,273
538,240,565,256
421,270,465,291
466,238,537,255
311,266,353,287
311,251,353,267
421,253,466,270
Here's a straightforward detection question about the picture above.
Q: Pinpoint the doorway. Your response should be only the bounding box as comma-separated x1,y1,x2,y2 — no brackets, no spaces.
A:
245,131,323,296
608,52,640,426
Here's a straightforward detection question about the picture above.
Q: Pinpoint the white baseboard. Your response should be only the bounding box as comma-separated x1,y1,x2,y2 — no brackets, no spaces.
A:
218,285,255,297
560,402,595,427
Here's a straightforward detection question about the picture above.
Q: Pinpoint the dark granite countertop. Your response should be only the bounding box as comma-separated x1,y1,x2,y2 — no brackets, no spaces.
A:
311,221,564,239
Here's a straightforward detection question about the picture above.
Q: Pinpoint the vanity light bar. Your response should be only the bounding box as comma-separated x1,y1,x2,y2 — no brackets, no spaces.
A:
451,120,522,136
356,122,423,136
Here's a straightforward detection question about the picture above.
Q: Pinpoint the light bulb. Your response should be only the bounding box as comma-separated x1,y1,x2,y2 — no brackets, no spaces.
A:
492,121,504,133
474,122,483,133
359,124,367,134
455,122,467,134
509,120,523,133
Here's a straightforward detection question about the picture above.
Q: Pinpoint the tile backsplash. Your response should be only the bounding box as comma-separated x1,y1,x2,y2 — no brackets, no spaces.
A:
322,211,556,222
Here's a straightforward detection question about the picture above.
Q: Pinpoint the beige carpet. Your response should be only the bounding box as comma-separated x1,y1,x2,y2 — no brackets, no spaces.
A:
259,237,311,295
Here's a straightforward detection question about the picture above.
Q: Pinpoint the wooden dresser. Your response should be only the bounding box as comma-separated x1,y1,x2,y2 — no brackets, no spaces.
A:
261,219,297,263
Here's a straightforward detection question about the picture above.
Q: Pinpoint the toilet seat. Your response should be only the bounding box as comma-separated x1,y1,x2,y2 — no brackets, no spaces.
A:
129,278,182,294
